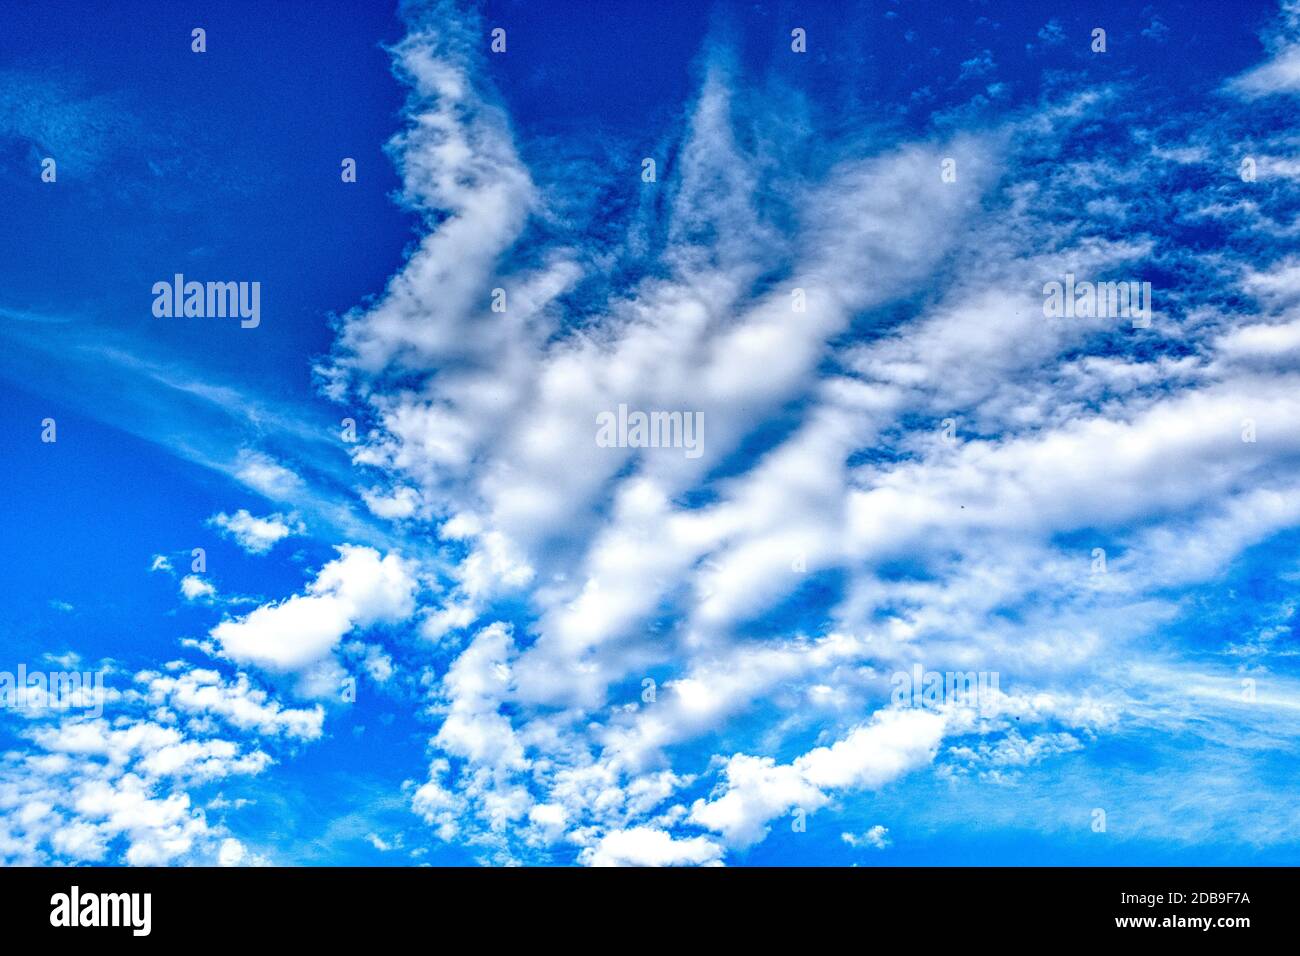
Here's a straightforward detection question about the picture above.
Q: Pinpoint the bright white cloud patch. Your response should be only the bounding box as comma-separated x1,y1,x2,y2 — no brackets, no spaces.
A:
580,827,724,867
1226,1,1300,98
361,486,421,520
209,509,304,554
842,825,891,850
211,546,417,672
0,663,310,865
690,709,946,848
180,575,216,602
233,450,304,500
139,666,324,739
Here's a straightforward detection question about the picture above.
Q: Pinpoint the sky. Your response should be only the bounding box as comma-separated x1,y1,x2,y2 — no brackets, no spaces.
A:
1,0,1299,866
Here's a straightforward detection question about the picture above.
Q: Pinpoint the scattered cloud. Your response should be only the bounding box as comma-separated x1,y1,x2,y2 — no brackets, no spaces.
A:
209,509,305,554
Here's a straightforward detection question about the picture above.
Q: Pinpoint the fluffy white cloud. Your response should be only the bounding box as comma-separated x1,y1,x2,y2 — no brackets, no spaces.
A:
4,725,253,865
217,837,259,866
209,509,304,554
138,666,324,739
361,486,421,520
0,655,322,866
690,709,946,847
842,825,891,850
233,450,303,499
180,575,215,602
579,826,724,867
1226,1,1300,98
211,546,416,672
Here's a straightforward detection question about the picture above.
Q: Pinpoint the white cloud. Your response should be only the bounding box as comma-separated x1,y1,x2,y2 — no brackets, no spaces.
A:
1226,1,1300,98
296,7,1300,863
361,486,421,520
1229,44,1300,98
210,545,417,673
4,721,264,866
217,837,247,866
433,622,526,771
690,708,946,847
344,641,395,684
209,509,304,554
579,826,724,867
0,651,321,867
233,450,303,499
139,666,324,739
180,575,216,602
842,825,891,850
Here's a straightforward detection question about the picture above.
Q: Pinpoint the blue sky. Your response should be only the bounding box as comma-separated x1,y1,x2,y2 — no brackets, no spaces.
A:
2,0,1300,866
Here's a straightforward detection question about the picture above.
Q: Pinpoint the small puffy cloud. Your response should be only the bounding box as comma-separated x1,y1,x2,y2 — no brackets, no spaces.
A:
842,825,891,850
31,718,266,785
206,794,253,811
411,758,461,842
149,554,173,573
1035,20,1065,46
344,641,395,683
233,450,303,499
50,821,108,861
579,827,724,867
365,832,399,852
210,546,417,672
1141,17,1170,43
1,655,317,866
180,575,216,602
209,509,304,554
361,486,420,520
218,837,247,866
527,803,568,843
958,50,995,82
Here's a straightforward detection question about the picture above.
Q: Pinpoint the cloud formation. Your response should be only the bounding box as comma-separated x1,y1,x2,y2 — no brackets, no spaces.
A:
10,0,1300,868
